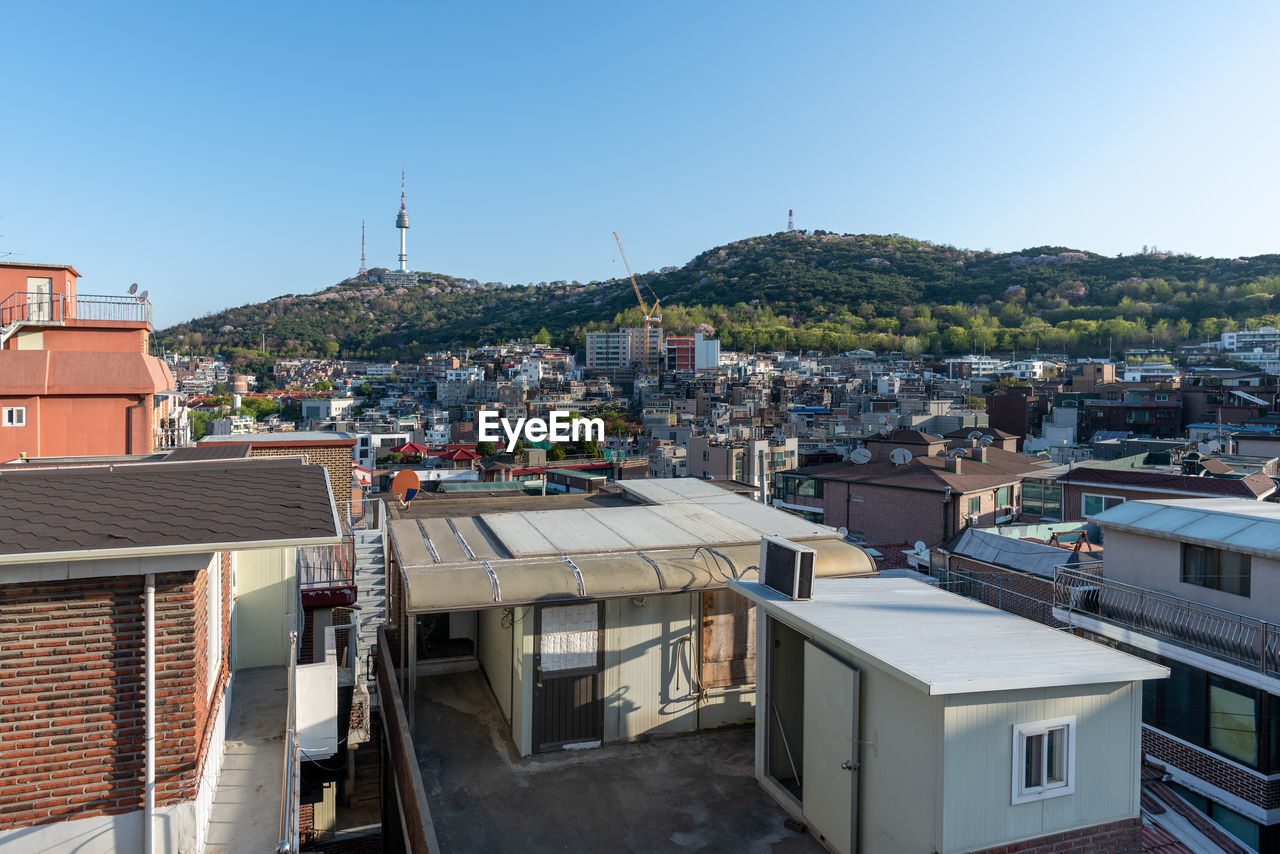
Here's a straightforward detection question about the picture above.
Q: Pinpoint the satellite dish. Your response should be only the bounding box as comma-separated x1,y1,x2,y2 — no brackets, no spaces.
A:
850,447,872,464
1197,443,1212,455
889,447,913,465
138,290,149,302
878,415,889,424
391,469,420,507
914,540,927,553
838,526,849,537
966,430,984,440
127,283,139,296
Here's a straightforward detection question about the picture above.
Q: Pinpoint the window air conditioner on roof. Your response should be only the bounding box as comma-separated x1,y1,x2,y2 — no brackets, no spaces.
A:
760,535,816,601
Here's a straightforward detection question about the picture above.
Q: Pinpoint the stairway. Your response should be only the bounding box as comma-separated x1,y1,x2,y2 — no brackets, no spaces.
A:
352,528,386,703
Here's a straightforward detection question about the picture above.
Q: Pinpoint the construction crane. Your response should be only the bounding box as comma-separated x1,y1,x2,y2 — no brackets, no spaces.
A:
613,232,661,373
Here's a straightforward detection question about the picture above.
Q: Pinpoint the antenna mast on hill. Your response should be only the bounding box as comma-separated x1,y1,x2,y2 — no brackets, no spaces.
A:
358,221,368,278
788,209,794,232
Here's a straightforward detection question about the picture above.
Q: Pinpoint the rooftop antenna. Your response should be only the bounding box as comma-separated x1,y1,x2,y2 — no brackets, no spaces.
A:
358,221,368,278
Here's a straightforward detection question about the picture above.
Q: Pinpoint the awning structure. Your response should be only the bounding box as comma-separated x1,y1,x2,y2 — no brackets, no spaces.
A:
392,527,877,613
389,478,880,613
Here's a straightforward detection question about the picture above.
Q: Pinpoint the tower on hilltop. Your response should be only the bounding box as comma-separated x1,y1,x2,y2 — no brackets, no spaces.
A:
396,170,410,272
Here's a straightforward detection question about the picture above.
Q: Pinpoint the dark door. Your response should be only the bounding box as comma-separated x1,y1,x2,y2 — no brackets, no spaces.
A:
533,602,603,752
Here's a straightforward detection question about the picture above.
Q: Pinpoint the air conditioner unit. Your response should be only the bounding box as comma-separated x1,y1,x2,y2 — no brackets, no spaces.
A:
760,536,816,601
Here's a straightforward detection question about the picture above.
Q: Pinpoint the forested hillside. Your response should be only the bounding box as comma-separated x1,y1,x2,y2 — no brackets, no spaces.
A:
157,231,1280,361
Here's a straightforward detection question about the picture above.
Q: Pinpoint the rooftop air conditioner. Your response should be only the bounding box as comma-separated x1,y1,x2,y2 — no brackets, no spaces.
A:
760,535,816,601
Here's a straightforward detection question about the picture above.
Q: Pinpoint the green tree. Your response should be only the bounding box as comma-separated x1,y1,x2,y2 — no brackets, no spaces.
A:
532,327,551,345
314,379,333,391
475,441,497,457
547,444,566,461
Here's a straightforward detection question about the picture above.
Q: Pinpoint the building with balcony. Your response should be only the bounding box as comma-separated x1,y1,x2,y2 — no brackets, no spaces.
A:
0,263,183,460
1053,498,1280,851
687,434,798,502
584,327,662,372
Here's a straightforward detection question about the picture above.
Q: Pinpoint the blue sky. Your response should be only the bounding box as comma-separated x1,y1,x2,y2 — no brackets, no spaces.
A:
3,1,1278,328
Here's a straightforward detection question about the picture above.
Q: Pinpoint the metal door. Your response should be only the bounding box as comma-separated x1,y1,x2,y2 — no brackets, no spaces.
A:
26,277,52,322
533,602,603,752
604,594,698,741
802,640,859,854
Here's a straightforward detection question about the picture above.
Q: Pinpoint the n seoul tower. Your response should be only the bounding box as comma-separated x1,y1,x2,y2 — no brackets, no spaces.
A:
396,170,410,272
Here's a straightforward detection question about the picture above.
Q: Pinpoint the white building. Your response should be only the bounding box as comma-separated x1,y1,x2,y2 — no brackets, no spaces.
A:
734,575,1165,854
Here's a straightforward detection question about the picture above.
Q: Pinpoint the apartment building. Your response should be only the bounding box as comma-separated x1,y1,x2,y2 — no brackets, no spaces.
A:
584,327,662,371
0,262,183,459
1053,499,1280,851
687,434,798,500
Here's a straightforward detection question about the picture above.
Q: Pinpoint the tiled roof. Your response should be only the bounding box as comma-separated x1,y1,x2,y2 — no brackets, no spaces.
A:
796,447,1045,494
1058,466,1276,498
164,444,252,461
0,458,339,560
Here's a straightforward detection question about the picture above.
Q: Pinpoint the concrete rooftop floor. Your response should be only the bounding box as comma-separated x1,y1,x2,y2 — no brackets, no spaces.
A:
205,667,286,854
414,671,823,854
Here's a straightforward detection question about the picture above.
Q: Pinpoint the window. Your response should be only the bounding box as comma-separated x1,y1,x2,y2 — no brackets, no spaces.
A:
1022,479,1062,517
996,486,1012,507
2,406,25,427
1082,494,1123,517
968,496,982,516
1012,716,1075,804
1182,544,1251,597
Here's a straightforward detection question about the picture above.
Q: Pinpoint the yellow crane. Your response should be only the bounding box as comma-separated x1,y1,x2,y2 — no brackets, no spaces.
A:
613,231,661,373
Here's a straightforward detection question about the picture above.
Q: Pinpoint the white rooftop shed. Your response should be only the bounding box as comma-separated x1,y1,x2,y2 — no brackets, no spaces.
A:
731,577,1168,854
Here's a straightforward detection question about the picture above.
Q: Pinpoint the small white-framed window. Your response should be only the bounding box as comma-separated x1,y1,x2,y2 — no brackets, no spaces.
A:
1081,493,1123,517
1012,716,1075,804
2,407,26,427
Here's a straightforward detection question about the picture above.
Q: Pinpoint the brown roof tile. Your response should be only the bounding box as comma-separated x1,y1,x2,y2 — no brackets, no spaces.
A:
797,447,1045,494
0,457,339,559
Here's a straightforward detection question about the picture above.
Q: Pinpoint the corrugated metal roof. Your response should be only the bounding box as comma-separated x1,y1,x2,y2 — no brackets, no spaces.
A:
1093,498,1280,557
942,528,1094,578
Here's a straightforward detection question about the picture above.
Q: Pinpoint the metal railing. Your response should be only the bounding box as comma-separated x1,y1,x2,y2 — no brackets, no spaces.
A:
297,498,370,590
278,630,300,854
1053,564,1280,677
0,291,151,328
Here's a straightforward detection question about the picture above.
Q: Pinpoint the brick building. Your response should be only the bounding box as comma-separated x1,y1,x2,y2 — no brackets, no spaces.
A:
779,431,1047,546
0,262,183,459
0,458,339,853
1077,388,1185,439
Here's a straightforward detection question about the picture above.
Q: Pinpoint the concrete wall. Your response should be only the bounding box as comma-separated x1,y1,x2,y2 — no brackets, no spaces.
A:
941,682,1141,853
1101,528,1277,621
477,607,513,722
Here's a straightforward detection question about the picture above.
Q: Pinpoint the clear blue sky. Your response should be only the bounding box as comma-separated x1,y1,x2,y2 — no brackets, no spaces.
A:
4,1,1278,328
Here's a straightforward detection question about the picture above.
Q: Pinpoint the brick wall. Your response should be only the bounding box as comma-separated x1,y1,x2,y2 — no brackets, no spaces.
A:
944,556,1067,628
0,561,229,831
1059,483,1255,523
972,817,1141,853
1144,726,1280,810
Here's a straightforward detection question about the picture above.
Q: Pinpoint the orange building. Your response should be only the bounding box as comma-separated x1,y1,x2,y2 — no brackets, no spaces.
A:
0,263,181,460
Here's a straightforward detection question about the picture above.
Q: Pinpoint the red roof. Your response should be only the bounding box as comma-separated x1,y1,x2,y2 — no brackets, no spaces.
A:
437,448,480,461
388,441,431,455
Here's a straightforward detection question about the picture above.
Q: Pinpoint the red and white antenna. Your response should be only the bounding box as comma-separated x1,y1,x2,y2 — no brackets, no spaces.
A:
358,221,368,277
787,209,794,232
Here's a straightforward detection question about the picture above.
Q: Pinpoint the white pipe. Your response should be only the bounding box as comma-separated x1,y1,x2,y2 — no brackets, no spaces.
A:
144,573,156,854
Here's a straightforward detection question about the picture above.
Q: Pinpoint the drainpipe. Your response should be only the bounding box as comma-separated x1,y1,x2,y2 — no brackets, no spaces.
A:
145,573,156,854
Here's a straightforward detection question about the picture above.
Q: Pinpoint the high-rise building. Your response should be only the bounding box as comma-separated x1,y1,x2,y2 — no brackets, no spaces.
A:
585,327,662,372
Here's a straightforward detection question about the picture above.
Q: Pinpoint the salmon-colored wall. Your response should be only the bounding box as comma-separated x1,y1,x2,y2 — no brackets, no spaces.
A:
0,396,150,459
37,327,148,353
0,266,76,302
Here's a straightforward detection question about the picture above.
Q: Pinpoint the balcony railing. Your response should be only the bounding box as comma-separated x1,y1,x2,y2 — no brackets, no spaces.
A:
1053,563,1280,677
296,498,378,590
0,291,152,328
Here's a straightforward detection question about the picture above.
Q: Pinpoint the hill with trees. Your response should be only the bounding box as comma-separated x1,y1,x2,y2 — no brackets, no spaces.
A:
156,231,1280,361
